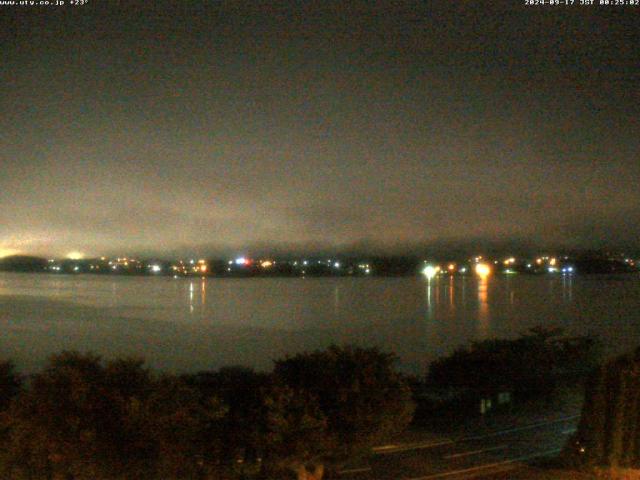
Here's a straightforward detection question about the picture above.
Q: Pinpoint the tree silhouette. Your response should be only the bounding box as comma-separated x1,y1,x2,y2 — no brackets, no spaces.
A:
268,345,415,479
0,352,227,480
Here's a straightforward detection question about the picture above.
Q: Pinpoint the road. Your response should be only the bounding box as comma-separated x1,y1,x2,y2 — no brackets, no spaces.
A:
340,414,579,480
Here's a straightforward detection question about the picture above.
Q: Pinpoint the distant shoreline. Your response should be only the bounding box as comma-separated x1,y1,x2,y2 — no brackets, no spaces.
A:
1,269,638,279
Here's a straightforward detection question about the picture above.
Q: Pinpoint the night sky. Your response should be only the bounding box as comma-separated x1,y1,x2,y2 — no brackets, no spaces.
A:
2,2,639,258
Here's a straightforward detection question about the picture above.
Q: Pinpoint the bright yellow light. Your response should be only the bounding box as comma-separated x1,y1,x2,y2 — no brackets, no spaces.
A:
200,265,208,273
549,258,557,266
260,260,273,268
475,263,492,277
67,251,84,260
448,264,455,271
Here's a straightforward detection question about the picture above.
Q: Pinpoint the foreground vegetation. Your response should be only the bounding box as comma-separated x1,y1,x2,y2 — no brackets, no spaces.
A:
566,347,640,471
0,328,615,480
416,327,600,421
0,346,413,480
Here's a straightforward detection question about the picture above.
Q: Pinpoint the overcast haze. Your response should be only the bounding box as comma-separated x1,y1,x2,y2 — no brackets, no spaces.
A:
2,2,639,258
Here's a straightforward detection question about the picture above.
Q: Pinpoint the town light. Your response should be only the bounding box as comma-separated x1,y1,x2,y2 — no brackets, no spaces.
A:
475,263,491,277
422,265,439,280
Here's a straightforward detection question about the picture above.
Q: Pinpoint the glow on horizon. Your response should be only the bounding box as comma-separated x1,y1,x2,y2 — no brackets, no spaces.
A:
0,248,21,258
66,251,85,260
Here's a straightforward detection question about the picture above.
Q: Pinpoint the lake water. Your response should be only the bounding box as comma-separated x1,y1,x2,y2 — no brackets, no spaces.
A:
1,272,639,375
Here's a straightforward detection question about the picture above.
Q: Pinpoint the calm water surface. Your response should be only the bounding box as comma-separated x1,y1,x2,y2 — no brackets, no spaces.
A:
1,272,639,375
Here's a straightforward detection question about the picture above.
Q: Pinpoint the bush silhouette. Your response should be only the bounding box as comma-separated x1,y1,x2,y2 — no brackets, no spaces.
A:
568,348,640,469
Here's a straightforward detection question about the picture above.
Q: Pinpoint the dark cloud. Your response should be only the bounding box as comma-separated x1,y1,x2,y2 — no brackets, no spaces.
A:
0,2,638,257
557,207,640,251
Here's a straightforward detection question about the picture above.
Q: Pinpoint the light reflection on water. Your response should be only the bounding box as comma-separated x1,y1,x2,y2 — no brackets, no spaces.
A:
562,274,573,303
0,272,639,375
477,276,489,339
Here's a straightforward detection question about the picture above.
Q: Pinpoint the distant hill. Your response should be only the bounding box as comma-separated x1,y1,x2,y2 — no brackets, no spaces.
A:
574,255,635,274
0,255,48,272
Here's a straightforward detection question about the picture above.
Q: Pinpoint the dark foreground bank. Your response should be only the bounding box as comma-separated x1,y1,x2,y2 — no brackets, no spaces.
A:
0,328,623,480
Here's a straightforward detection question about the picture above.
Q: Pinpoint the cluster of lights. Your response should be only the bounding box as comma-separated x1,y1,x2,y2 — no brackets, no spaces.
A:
224,257,373,275
421,261,492,279
39,252,602,278
169,259,208,275
535,256,557,266
108,257,142,269
171,261,191,275
357,263,372,274
196,259,207,273
228,258,276,268
421,255,568,280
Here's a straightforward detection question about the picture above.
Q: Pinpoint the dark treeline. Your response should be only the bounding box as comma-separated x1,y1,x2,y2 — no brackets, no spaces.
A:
0,256,49,273
0,346,414,480
0,328,604,479
427,327,600,398
414,327,601,422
